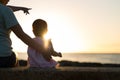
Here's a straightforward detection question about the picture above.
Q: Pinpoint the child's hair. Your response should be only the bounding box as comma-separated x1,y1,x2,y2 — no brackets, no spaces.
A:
32,19,47,37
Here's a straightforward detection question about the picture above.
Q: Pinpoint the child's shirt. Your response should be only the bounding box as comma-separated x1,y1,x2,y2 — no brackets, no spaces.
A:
27,37,58,68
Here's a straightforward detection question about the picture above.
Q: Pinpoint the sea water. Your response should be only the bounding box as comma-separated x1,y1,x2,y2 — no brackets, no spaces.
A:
17,52,120,64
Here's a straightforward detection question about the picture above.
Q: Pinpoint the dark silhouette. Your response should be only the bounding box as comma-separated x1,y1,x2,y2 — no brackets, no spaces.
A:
27,19,62,68
0,0,47,68
7,5,31,15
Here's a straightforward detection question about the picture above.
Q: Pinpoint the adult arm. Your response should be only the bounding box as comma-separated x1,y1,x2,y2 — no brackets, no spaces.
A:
7,5,31,15
10,24,52,60
10,24,44,52
4,5,51,60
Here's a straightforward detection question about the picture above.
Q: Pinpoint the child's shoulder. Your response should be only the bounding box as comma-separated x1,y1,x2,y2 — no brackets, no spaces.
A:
33,37,44,44
33,37,41,40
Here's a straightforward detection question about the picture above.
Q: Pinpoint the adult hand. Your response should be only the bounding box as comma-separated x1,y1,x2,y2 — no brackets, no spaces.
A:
22,8,32,15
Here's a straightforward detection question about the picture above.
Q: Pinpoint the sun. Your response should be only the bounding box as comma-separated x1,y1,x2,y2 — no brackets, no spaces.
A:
43,23,88,53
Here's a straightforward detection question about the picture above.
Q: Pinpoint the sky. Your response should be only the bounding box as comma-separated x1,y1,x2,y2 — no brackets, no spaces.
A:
8,0,120,53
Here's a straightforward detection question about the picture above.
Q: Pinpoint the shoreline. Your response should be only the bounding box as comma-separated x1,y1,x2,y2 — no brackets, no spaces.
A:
17,52,120,64
18,60,120,67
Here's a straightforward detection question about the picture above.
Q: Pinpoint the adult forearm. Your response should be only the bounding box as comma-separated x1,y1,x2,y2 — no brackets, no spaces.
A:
19,32,44,52
20,32,53,60
10,24,44,53
7,5,22,11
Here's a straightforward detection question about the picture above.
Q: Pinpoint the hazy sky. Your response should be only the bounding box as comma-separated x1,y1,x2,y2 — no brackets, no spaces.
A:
8,0,120,53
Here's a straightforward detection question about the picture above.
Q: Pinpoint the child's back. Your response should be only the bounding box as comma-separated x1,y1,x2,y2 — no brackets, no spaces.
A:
27,19,62,68
28,37,58,68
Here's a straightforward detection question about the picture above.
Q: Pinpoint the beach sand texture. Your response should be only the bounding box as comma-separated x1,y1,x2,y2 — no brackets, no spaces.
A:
0,67,120,80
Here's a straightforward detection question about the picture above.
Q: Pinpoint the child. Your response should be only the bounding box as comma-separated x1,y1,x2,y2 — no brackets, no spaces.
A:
27,19,62,68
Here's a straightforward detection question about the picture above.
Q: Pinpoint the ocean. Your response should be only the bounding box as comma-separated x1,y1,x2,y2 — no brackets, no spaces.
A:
17,52,120,64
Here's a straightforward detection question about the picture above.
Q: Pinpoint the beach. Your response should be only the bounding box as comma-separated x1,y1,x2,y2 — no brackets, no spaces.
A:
1,66,120,80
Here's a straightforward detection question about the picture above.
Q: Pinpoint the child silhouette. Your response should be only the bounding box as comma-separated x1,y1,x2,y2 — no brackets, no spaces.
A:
27,19,62,68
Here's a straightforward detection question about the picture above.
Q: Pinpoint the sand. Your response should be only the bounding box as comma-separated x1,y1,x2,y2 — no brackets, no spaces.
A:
0,67,120,80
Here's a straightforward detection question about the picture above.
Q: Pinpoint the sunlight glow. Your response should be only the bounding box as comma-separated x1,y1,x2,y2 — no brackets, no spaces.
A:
12,12,92,53
44,32,51,40
43,16,89,53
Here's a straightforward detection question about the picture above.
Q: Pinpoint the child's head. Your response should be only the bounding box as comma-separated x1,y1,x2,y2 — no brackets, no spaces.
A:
32,19,48,37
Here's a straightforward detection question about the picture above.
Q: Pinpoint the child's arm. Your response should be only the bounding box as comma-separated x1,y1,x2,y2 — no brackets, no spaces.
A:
42,51,52,61
7,5,31,15
48,39,62,57
51,51,62,57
